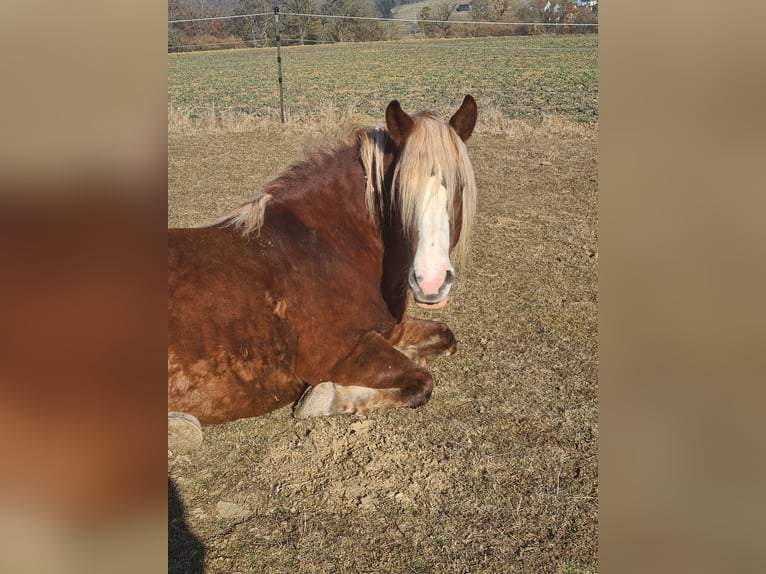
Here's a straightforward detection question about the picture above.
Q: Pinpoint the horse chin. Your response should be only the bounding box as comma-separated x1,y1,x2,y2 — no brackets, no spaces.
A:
414,296,448,310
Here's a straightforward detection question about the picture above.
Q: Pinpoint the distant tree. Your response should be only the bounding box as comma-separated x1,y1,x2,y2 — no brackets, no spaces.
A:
322,0,386,42
168,0,184,50
431,2,459,37
225,0,273,46
283,0,322,45
375,0,395,18
567,1,598,33
470,0,498,21
489,0,516,21
417,7,436,36
323,0,353,42
169,0,237,51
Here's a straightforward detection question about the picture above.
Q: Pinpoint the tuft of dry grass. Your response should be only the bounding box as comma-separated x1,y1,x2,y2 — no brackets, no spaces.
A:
169,116,597,573
168,98,596,143
169,102,380,139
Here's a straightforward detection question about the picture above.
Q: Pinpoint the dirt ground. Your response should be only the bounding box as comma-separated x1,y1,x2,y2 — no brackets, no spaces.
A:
168,116,598,573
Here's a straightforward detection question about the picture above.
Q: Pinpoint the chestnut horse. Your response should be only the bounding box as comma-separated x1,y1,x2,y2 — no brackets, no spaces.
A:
168,96,477,424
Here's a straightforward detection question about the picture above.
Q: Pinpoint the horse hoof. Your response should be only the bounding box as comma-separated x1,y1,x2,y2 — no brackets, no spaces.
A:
293,382,337,418
168,412,203,453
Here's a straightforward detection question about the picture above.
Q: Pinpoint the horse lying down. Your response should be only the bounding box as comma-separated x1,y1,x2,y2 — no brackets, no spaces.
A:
168,95,478,424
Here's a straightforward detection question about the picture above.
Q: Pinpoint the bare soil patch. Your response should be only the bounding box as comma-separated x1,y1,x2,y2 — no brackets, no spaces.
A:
169,117,597,573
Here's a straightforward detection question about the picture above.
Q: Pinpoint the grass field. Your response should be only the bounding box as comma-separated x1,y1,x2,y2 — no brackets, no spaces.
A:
168,34,598,124
169,35,598,574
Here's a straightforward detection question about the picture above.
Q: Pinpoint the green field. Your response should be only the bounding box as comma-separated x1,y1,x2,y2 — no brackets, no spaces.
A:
168,34,598,123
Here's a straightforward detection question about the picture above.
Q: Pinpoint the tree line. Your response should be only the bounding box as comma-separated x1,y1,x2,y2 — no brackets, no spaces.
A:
168,0,597,52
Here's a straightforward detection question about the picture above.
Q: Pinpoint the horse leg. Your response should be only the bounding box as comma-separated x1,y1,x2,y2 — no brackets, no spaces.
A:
293,332,434,418
389,317,457,366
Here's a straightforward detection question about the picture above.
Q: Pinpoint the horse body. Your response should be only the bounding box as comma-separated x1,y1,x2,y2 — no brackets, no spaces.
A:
168,96,477,424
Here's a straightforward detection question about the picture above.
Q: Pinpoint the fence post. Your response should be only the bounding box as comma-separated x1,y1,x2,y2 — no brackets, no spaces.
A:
273,6,285,123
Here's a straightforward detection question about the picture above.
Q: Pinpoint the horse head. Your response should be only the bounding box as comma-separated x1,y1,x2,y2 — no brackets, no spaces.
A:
384,95,478,310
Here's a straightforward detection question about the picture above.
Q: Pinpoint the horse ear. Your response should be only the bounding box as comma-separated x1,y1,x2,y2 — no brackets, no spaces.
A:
385,100,413,148
449,95,478,142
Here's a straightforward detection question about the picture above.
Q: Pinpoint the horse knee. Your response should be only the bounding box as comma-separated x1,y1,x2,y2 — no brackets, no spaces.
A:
404,370,433,408
440,326,458,356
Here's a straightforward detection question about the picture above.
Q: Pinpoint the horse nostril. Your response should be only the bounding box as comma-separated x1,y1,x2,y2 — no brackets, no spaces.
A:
409,269,454,298
408,269,421,292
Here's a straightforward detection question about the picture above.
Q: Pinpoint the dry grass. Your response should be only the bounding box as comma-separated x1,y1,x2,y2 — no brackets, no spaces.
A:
169,103,545,138
168,103,379,140
168,115,597,573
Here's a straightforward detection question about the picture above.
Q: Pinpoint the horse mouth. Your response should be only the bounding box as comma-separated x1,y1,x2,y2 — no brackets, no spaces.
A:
414,297,449,310
408,269,453,310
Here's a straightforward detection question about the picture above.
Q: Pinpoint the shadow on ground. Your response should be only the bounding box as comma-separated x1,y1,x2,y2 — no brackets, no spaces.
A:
169,478,205,574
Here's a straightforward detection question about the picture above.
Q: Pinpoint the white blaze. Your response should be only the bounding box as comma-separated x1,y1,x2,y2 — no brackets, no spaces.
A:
413,175,453,296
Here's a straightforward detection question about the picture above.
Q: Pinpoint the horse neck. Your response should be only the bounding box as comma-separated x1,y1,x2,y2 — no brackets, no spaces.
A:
273,144,377,238
378,157,414,322
271,137,411,321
